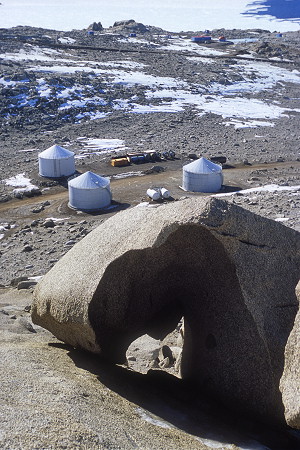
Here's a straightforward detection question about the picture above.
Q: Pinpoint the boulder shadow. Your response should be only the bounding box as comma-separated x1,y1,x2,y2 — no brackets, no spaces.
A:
67,347,300,450
219,184,243,193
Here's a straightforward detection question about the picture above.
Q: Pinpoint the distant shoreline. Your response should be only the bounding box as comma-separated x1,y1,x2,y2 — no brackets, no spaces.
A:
0,0,299,33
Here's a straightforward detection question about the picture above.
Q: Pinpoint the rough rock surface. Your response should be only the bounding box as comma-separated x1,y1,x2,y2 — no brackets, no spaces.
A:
32,196,300,424
280,280,300,429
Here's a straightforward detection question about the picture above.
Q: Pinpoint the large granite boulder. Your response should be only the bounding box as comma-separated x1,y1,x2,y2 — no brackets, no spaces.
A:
280,280,300,429
32,197,300,424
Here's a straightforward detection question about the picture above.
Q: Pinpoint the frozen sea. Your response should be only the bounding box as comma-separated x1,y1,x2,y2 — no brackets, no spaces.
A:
0,0,299,32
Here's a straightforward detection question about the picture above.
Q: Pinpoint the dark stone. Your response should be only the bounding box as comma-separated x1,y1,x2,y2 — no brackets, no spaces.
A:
210,156,227,164
43,219,55,228
17,280,37,289
22,245,33,252
11,276,29,286
88,22,103,31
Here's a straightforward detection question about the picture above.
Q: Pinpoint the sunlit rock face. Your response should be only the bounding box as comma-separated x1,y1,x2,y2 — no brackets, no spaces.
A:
280,280,300,429
32,197,300,425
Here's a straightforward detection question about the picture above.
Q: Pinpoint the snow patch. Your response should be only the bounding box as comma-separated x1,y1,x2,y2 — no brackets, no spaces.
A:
76,138,127,155
4,173,35,187
214,184,300,197
224,119,275,129
112,171,145,179
130,103,184,113
58,37,76,44
46,217,70,223
3,173,39,195
274,217,289,222
158,38,227,56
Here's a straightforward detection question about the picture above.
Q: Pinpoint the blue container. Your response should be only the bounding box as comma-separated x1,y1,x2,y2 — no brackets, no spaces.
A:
191,36,211,43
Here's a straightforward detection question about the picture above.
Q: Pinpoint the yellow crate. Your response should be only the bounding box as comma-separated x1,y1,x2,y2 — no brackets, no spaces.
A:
111,158,129,167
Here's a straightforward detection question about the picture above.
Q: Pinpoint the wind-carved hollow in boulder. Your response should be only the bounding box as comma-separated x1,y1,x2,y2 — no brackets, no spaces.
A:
32,198,300,426
88,224,278,420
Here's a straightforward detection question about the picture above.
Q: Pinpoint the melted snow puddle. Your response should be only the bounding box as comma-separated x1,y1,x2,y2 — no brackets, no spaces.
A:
136,407,267,449
135,407,174,429
195,436,236,449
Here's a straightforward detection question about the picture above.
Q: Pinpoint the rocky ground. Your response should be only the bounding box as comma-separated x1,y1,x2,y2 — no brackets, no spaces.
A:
0,22,300,449
0,23,299,286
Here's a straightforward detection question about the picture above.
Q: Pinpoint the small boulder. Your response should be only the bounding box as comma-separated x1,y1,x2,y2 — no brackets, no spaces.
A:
43,219,55,228
11,276,28,287
17,280,37,290
32,205,44,214
210,156,227,165
22,245,33,252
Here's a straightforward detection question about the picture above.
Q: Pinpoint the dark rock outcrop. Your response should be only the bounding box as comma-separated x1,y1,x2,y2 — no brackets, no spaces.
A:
88,22,103,31
32,197,300,424
112,19,148,34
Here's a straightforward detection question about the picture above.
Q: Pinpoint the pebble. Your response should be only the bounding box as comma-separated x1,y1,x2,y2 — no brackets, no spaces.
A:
43,219,55,228
22,245,33,252
32,205,44,214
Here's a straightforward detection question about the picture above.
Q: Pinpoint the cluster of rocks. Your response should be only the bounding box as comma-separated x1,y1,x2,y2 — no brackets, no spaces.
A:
0,211,99,286
126,324,184,375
